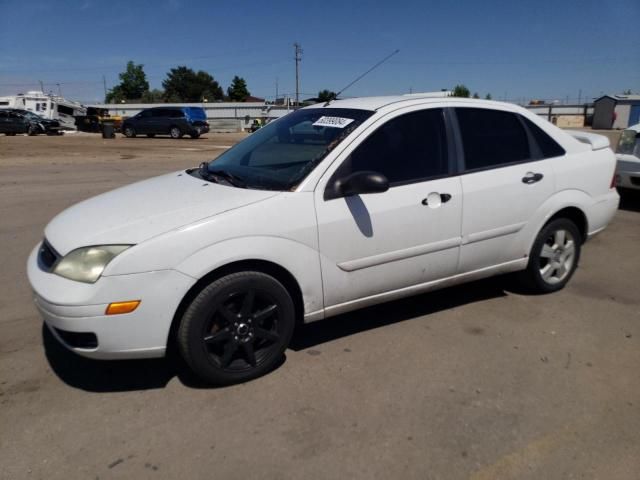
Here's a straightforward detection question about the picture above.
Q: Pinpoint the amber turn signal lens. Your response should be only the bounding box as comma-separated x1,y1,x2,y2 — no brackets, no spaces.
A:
105,300,141,315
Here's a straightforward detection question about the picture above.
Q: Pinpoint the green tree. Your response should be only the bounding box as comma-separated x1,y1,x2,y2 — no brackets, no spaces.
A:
162,66,223,102
317,89,337,102
141,89,164,103
472,92,480,99
485,93,492,100
227,76,250,101
452,84,470,98
623,89,633,95
105,61,149,103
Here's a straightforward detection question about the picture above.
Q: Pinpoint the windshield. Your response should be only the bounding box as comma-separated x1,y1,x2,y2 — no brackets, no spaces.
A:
205,108,374,190
617,129,640,157
22,111,43,120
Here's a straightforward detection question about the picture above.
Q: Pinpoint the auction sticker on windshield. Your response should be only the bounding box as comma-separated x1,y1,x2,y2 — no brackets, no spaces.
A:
312,116,355,128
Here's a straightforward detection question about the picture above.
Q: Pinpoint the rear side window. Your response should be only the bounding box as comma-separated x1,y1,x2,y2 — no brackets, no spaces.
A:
456,108,530,171
340,108,449,185
185,107,206,120
521,117,566,158
170,109,185,118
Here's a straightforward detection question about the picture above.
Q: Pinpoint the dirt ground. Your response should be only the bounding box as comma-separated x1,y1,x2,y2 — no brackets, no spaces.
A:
1,131,639,480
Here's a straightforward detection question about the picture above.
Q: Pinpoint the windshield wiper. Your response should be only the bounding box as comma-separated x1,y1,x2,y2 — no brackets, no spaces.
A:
197,162,249,188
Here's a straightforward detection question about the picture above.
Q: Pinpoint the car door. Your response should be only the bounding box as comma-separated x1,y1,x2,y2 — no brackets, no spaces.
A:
314,107,463,311
8,111,27,133
150,108,169,134
134,109,154,134
454,107,557,273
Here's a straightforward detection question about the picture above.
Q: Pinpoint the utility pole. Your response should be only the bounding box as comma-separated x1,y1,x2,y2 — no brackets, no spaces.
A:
39,80,44,93
56,83,62,97
275,77,279,103
293,42,302,107
103,75,108,102
578,89,582,105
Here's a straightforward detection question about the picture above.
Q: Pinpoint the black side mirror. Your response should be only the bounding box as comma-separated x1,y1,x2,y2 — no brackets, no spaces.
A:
326,171,389,200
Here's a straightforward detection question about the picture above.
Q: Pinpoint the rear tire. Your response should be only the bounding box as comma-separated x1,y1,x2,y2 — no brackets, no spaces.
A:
170,126,183,139
146,133,155,138
177,271,295,385
190,132,200,139
27,124,37,136
517,218,581,293
123,126,136,138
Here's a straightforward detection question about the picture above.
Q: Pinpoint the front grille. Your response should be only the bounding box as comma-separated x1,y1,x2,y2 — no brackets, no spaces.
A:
54,328,98,349
38,239,60,271
631,177,640,186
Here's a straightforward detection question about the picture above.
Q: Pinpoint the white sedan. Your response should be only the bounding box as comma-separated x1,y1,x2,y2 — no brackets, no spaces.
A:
615,123,640,193
27,96,619,384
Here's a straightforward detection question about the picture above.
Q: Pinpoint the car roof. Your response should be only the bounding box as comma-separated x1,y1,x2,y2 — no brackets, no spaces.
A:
302,95,517,112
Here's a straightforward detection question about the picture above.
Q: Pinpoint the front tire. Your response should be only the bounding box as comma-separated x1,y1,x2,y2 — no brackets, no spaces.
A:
27,124,38,136
517,218,581,293
123,126,136,138
177,271,295,385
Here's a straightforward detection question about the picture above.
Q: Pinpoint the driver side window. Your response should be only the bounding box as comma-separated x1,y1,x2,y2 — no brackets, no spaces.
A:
336,108,449,186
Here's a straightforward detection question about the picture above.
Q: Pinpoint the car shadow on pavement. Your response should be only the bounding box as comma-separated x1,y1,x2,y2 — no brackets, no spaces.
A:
290,277,508,351
42,324,205,392
619,191,640,212
43,277,508,392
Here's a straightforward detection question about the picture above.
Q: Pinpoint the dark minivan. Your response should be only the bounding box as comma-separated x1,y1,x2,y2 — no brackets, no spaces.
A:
121,106,209,139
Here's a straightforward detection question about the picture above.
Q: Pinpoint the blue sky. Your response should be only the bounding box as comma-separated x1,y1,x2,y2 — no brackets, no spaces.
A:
0,0,638,104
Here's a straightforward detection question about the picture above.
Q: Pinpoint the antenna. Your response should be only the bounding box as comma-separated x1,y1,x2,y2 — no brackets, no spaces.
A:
325,49,400,106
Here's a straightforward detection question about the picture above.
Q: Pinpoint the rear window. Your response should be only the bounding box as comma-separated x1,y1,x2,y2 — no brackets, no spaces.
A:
456,108,531,171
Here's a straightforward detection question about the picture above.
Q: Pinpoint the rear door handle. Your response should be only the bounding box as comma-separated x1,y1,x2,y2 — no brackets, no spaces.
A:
522,172,544,184
421,193,452,206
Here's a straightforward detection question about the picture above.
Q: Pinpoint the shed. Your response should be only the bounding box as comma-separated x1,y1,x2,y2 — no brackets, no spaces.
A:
592,94,640,129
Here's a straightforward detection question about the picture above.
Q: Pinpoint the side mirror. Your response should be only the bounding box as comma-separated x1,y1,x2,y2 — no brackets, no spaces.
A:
327,171,389,199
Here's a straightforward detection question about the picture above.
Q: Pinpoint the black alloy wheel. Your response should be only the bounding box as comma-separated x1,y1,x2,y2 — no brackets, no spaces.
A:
178,271,295,385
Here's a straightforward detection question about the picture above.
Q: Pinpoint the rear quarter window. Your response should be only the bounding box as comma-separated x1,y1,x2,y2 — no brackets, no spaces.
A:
185,107,206,120
521,117,566,158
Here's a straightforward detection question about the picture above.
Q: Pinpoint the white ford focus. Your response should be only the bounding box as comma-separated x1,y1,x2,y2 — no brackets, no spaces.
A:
27,96,619,384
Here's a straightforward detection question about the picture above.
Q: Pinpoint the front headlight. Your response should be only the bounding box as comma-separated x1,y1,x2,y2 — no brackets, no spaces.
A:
53,245,131,283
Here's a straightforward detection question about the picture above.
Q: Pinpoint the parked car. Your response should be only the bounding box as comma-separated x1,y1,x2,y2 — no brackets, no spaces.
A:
0,109,62,135
615,123,640,195
27,96,619,385
121,106,209,139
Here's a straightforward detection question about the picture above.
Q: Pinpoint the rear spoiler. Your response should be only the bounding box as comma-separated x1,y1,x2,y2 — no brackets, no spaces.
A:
566,131,610,151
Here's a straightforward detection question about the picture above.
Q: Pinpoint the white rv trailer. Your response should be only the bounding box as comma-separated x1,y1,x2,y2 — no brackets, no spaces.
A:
0,91,86,130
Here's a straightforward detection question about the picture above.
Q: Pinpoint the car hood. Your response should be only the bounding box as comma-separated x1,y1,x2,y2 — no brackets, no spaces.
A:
45,171,279,255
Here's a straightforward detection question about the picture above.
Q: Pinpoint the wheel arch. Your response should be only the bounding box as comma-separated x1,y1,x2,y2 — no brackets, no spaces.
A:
546,206,588,243
166,259,305,353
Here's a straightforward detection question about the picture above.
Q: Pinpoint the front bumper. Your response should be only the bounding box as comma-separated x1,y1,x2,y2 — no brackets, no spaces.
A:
616,157,640,190
27,244,195,359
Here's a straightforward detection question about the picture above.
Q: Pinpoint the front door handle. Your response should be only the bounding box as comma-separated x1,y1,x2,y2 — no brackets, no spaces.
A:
422,193,452,206
522,172,544,184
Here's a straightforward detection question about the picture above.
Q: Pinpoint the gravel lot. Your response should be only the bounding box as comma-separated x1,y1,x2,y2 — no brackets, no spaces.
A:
1,132,639,480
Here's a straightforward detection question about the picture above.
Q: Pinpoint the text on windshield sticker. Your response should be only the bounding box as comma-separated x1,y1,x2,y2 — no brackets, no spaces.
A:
312,116,355,128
